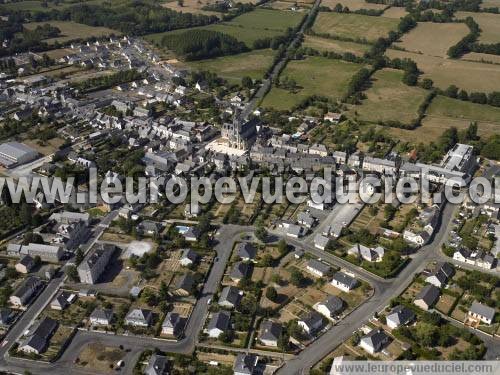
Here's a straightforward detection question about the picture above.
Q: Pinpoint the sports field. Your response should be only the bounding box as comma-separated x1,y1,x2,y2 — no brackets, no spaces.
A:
261,56,364,110
23,21,119,44
145,8,303,48
387,95,500,142
187,49,275,84
455,11,500,44
321,0,386,11
312,12,399,43
302,35,370,56
393,22,469,57
347,68,428,126
386,49,500,92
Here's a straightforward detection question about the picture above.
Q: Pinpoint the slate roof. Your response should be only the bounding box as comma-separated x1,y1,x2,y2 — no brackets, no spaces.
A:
386,305,415,326
469,302,496,322
207,311,231,332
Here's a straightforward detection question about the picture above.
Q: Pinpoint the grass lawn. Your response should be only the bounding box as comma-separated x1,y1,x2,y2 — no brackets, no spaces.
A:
321,0,387,11
187,49,275,84
348,68,428,126
456,11,500,44
312,12,399,43
385,49,500,92
145,8,303,48
303,35,370,56
394,22,469,58
261,56,364,110
24,21,119,44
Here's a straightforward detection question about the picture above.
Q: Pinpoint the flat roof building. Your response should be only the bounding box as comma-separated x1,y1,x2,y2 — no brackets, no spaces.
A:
0,142,38,168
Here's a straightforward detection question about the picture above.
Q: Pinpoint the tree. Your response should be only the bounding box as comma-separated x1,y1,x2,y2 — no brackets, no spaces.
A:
255,226,267,242
75,248,84,265
277,239,288,255
290,269,305,287
66,265,79,282
242,76,253,89
22,232,43,245
266,287,278,302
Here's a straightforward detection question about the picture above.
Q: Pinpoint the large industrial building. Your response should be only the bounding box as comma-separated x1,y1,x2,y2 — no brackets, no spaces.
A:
0,142,39,168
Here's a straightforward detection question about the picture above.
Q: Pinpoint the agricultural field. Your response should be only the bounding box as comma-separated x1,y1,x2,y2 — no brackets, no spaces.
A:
0,0,102,11
186,49,275,84
386,49,500,92
462,52,500,64
145,8,303,49
382,6,408,18
320,0,387,11
261,56,365,110
480,0,500,8
347,68,428,126
161,0,224,17
387,95,500,142
393,22,469,58
455,11,500,44
23,21,119,44
312,12,399,43
302,35,370,56
266,0,312,9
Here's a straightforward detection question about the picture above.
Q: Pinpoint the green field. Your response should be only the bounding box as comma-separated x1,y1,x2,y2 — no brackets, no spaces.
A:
348,68,428,126
312,12,399,43
261,56,364,110
1,0,105,11
187,49,275,84
302,35,370,56
24,21,120,44
145,8,304,48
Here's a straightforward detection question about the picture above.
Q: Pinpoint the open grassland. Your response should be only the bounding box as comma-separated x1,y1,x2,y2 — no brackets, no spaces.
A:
261,56,364,110
312,12,399,42
145,8,303,48
462,52,500,64
320,0,386,11
386,49,500,92
393,22,469,57
0,0,103,11
24,21,119,43
348,68,428,126
303,35,370,56
481,0,500,8
455,11,500,44
382,6,408,18
161,0,223,17
186,49,275,84
386,95,500,142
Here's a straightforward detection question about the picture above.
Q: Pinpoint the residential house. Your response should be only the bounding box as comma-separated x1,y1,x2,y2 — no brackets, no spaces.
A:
314,234,330,250
179,248,198,267
316,296,344,319
161,312,184,337
144,354,169,375
9,276,43,307
230,262,251,283
330,272,358,293
347,244,384,262
306,259,331,278
258,320,282,347
386,305,415,330
298,311,324,335
359,329,390,354
414,284,440,311
237,243,257,263
207,311,231,338
50,291,75,310
218,286,242,309
233,353,258,375
125,308,153,327
425,262,454,288
467,302,496,325
175,273,195,296
89,308,113,326
19,317,58,355
0,309,14,326
286,224,304,238
15,255,36,274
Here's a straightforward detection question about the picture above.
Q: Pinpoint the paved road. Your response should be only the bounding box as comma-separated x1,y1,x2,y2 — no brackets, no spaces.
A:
0,224,252,374
240,0,321,119
276,202,472,374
